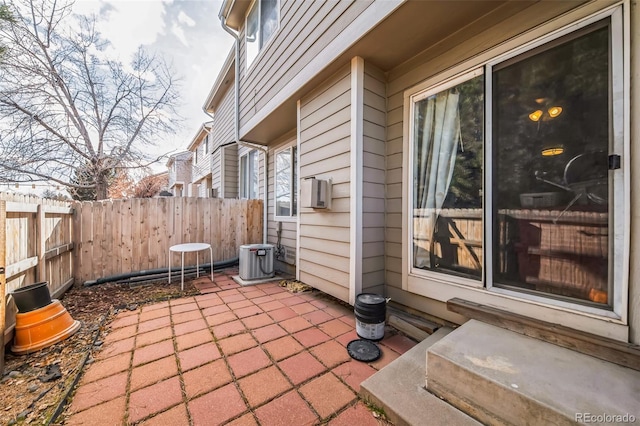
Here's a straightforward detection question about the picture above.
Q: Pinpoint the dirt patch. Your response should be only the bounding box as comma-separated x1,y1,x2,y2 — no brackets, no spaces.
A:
1,277,200,425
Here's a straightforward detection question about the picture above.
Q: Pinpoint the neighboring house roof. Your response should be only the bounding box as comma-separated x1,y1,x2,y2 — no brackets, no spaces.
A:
166,151,192,167
204,47,235,114
187,122,213,152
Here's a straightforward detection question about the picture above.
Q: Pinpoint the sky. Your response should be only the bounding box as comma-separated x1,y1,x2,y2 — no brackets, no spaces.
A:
72,0,234,173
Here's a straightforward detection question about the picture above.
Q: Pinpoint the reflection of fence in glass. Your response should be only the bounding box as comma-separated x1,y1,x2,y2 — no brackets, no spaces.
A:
413,207,609,305
413,208,483,280
496,209,609,305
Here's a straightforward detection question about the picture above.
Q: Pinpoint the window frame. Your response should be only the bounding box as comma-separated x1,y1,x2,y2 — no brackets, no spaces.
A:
245,0,280,70
405,5,628,321
408,68,485,289
240,150,259,200
274,144,297,222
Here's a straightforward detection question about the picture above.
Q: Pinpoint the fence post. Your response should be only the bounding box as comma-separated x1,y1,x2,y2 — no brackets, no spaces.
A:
0,200,6,374
37,203,46,283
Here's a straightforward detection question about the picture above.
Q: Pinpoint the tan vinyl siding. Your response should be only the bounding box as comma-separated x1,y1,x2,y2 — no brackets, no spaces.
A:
267,135,298,275
212,149,222,197
192,139,211,184
385,80,403,289
212,83,235,150
361,62,386,293
238,0,373,132
208,82,236,198
168,156,192,193
298,64,351,302
224,144,238,198
197,177,212,198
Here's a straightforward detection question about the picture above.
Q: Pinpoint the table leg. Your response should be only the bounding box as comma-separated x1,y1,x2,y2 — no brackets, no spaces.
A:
181,252,185,291
196,252,200,278
168,250,171,283
209,246,214,281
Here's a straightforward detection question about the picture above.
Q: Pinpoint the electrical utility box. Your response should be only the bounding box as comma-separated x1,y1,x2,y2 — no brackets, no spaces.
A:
239,244,275,280
301,178,329,209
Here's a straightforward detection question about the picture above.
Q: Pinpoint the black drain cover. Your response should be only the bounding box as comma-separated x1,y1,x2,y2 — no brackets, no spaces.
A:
347,339,381,362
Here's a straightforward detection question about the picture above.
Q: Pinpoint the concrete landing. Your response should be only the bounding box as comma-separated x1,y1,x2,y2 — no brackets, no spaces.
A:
427,320,640,426
360,327,481,426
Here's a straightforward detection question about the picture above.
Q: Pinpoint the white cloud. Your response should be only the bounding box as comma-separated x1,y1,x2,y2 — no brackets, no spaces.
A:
177,11,196,27
171,22,189,47
73,0,170,61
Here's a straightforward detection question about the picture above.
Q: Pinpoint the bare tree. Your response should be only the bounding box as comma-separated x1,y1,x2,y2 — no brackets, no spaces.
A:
0,0,181,199
132,173,168,198
107,168,135,199
0,4,12,57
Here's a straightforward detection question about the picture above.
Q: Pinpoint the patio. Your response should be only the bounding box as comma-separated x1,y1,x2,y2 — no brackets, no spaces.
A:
62,268,417,425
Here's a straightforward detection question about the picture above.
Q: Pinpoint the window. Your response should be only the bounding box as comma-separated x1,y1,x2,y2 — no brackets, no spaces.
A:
246,0,278,69
275,146,297,218
240,150,259,199
412,70,484,281
409,12,624,314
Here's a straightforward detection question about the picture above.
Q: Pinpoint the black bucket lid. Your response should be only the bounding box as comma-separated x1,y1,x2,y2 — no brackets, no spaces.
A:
347,339,381,362
356,293,386,306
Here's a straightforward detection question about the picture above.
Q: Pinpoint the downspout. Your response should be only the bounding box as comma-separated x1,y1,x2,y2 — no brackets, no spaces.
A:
218,16,269,245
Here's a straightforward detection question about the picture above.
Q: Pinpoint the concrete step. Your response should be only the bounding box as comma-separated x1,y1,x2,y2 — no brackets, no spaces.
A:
360,328,482,426
427,319,640,426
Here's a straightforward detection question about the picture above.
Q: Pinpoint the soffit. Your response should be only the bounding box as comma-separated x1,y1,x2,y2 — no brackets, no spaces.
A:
220,0,252,31
242,0,588,144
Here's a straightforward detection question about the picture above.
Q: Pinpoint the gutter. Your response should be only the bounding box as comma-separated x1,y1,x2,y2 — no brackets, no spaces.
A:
216,15,269,245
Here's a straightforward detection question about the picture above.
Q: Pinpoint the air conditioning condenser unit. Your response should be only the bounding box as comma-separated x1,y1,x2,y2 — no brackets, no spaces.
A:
239,244,275,280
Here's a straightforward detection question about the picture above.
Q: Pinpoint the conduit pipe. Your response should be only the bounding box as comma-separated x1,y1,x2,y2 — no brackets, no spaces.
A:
216,15,269,245
83,257,239,287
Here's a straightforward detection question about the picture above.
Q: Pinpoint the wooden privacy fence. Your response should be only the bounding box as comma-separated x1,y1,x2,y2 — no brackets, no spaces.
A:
74,197,263,284
1,193,75,299
0,193,75,368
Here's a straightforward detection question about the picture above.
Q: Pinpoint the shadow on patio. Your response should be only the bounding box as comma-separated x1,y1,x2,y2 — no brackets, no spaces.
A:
61,268,417,425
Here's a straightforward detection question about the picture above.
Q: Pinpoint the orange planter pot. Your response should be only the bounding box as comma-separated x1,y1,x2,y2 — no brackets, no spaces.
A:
11,300,81,355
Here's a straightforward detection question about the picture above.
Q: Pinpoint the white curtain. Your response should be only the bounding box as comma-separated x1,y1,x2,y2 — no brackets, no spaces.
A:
414,91,461,268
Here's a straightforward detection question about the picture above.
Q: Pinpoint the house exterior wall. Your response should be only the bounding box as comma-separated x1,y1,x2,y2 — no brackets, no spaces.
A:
212,149,222,197
210,79,236,199
237,0,403,140
224,144,239,198
220,0,639,344
267,133,298,275
361,62,386,295
239,1,370,133
168,157,192,195
192,136,212,186
298,64,352,302
197,177,212,198
384,0,631,341
212,81,235,150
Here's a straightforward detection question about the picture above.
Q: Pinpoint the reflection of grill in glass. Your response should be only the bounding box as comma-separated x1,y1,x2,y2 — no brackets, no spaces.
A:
563,152,608,205
535,151,608,222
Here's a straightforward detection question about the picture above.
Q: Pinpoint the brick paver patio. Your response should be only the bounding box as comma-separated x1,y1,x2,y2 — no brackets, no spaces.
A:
63,268,417,425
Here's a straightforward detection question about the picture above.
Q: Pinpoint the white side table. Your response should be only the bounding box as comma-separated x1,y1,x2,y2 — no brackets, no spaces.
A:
169,243,214,290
